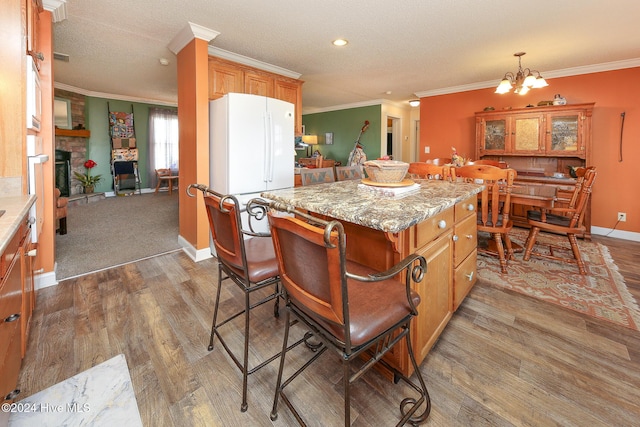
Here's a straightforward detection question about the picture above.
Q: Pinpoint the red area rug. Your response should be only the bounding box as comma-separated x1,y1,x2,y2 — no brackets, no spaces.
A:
477,228,640,331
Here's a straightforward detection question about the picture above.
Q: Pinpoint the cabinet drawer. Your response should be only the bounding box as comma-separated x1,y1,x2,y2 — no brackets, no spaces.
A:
413,208,454,250
454,214,477,266
454,249,477,310
455,195,477,222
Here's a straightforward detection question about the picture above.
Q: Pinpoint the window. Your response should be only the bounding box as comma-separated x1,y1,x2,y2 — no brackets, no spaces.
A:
149,108,179,171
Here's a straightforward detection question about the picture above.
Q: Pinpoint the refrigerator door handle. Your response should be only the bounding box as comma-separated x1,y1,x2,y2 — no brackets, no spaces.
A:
265,112,274,182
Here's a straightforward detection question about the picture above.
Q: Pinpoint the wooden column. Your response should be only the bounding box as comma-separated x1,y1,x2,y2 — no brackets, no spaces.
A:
174,32,216,260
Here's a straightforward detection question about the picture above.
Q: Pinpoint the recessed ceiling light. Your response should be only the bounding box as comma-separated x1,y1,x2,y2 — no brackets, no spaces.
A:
159,58,169,66
332,39,348,47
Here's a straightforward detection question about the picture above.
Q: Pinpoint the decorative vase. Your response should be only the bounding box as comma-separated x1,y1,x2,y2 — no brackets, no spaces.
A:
84,185,94,194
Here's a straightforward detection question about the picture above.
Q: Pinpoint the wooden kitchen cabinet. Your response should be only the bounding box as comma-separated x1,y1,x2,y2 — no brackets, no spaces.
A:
244,71,273,97
26,0,43,56
208,61,243,99
1,219,31,404
208,56,304,135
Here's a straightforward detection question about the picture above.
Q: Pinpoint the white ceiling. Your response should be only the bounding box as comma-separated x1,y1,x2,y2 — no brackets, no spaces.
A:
50,0,640,112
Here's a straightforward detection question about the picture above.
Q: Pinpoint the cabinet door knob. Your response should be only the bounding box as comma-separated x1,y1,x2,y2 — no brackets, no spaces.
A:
466,234,474,240
4,389,21,401
465,271,474,281
4,313,20,323
467,204,475,211
452,235,459,242
437,220,447,229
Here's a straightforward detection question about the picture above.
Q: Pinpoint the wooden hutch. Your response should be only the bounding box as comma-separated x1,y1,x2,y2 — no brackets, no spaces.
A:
475,103,594,236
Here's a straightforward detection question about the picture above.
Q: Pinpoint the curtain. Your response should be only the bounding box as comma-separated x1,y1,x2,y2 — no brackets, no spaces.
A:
147,108,179,187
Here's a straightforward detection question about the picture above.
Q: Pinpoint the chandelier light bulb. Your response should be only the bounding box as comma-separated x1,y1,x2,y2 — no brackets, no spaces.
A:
495,52,548,95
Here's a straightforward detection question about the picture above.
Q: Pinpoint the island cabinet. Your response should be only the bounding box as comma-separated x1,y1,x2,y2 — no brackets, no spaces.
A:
261,179,483,378
208,56,304,135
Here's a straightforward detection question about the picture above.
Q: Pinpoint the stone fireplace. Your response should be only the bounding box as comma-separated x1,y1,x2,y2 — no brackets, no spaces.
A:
54,89,93,196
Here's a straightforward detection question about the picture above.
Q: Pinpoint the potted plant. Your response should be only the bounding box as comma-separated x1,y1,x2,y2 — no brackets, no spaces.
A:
73,159,102,193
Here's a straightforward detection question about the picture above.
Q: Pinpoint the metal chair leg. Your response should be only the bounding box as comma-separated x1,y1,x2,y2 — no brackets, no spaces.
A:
270,309,290,422
208,264,224,351
400,324,431,425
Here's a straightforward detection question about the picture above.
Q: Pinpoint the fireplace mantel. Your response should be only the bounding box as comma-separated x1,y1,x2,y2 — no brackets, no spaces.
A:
55,129,91,138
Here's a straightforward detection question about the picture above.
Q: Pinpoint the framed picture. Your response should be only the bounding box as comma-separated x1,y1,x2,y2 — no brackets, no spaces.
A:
325,132,333,145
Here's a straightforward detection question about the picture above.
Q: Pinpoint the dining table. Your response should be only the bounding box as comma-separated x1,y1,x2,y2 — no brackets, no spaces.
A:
482,182,558,255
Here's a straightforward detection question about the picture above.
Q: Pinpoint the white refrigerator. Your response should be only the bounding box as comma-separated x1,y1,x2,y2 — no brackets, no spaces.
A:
209,93,295,230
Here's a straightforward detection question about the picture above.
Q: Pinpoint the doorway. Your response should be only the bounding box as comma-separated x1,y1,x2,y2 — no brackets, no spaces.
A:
387,116,401,160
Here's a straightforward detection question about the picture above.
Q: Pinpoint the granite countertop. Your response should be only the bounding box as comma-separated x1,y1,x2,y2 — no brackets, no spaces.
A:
0,195,35,254
261,179,483,233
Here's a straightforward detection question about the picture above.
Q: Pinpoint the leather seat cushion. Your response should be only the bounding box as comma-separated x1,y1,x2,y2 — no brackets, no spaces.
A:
223,236,279,284
294,260,421,348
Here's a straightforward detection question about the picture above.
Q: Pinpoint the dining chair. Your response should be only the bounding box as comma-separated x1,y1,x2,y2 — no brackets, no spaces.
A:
300,167,336,185
408,162,456,180
424,157,451,166
154,168,179,195
454,164,517,273
523,167,597,274
335,165,363,181
186,184,282,412
267,207,431,426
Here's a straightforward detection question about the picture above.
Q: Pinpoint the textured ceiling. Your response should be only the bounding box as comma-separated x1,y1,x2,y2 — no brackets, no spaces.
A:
51,0,640,111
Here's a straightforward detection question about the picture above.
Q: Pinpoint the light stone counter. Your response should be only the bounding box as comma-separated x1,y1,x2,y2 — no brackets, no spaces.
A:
0,195,35,254
262,179,483,233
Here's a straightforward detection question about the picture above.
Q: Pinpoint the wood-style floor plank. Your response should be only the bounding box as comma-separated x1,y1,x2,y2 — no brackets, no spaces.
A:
14,235,640,426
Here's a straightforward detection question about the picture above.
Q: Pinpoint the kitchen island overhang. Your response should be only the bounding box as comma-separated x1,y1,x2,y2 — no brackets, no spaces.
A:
261,179,483,377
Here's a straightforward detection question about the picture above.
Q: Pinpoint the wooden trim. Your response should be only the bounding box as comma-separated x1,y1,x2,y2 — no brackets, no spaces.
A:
54,128,90,137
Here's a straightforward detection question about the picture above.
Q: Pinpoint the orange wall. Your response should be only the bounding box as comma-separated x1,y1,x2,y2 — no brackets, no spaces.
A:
419,67,640,234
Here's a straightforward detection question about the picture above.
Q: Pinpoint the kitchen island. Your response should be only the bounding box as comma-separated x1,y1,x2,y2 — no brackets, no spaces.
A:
262,179,483,376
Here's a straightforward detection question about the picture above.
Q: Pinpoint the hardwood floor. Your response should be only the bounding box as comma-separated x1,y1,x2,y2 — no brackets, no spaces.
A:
16,235,640,426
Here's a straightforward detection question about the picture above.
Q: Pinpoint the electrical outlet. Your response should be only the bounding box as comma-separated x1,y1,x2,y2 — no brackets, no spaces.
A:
618,212,627,222
424,146,430,154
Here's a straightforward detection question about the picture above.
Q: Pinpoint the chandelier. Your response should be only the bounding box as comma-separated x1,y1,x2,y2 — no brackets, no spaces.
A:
495,52,548,95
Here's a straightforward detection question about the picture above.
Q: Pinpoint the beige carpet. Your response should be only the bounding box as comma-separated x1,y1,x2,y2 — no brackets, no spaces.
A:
477,228,640,331
55,192,181,280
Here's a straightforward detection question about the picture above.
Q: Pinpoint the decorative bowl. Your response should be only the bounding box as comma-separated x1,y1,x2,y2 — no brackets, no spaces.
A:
363,160,409,183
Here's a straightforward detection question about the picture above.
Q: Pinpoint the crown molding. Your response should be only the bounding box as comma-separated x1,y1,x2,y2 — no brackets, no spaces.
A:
303,99,395,115
415,57,640,98
168,22,220,55
43,0,67,22
54,82,177,107
208,46,301,80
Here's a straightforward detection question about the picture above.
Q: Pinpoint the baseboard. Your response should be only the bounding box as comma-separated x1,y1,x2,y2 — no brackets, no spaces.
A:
591,226,640,242
103,187,157,197
178,234,213,262
34,268,59,290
